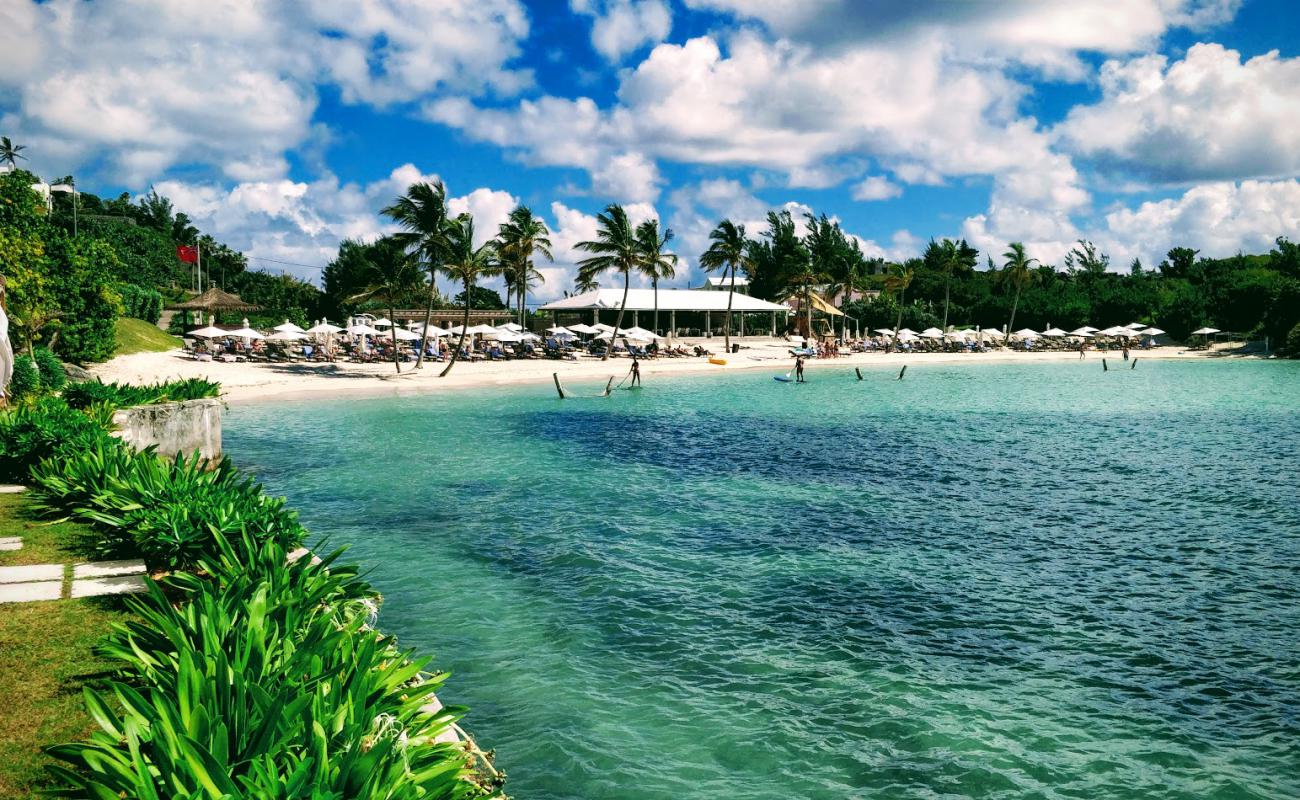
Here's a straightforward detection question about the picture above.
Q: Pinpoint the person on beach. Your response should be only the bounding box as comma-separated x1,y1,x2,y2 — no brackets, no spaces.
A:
1122,344,1130,361
795,356,806,383
629,356,642,387
1079,340,1087,359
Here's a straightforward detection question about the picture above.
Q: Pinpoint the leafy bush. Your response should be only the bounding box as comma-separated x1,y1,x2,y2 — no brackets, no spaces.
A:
117,282,164,323
63,377,220,410
46,534,497,800
34,347,66,391
8,356,41,402
1285,322,1300,358
0,397,115,482
31,446,306,569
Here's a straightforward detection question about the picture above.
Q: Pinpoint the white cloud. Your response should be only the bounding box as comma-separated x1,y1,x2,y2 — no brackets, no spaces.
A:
851,176,902,201
571,0,672,62
1055,43,1300,183
449,188,520,246
0,0,531,184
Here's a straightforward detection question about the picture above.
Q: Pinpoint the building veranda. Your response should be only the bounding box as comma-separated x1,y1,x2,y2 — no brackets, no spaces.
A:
538,289,792,338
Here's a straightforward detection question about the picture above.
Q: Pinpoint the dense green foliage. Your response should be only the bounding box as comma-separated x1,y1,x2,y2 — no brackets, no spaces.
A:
117,283,164,323
62,377,220,410
0,390,502,797
34,348,66,391
453,285,506,309
8,358,40,403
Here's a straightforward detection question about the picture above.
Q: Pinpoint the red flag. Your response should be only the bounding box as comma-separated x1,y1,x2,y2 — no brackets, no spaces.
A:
176,245,198,263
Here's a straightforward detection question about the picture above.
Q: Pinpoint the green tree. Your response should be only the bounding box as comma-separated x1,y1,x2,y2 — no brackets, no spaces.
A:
452,285,506,309
930,238,978,332
575,205,639,361
699,219,749,351
999,242,1039,343
635,219,677,335
496,205,553,329
746,210,808,304
348,237,424,374
439,215,500,377
383,181,453,369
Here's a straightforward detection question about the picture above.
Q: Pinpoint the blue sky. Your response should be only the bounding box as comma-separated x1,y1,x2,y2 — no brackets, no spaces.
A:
2,0,1299,300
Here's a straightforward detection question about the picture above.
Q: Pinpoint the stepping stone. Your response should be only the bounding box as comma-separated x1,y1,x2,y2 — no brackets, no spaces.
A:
0,580,62,603
71,574,148,599
73,560,146,579
0,537,20,545
0,564,62,584
0,541,20,552
0,485,27,493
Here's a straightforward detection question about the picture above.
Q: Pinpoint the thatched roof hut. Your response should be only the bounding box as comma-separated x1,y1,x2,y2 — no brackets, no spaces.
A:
168,287,261,313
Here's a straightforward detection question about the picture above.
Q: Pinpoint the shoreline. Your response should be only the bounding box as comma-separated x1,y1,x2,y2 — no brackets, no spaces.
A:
90,340,1242,407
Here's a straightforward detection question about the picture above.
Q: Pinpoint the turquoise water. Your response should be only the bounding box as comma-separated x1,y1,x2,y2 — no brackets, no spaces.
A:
225,360,1300,800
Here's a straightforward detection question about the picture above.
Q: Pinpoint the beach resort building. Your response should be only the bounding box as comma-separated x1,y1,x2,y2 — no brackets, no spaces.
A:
539,288,791,338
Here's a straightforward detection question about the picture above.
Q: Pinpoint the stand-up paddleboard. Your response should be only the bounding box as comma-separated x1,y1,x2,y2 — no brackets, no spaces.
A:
709,357,727,365
774,375,794,382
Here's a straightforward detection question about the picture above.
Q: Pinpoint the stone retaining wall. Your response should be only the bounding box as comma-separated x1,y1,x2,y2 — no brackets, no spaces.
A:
110,397,222,461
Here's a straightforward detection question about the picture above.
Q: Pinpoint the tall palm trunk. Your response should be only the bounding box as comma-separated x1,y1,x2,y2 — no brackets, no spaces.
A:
804,284,813,340
603,269,630,361
415,270,436,369
441,279,472,377
892,290,905,352
942,272,951,331
518,275,527,330
723,264,736,351
1005,286,1022,345
652,277,659,335
390,301,401,373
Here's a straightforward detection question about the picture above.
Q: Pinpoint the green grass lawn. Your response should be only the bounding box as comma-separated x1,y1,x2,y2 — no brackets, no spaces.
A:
113,316,181,357
0,493,134,799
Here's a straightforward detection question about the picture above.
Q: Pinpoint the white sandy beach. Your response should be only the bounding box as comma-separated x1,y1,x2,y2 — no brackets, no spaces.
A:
90,338,1222,406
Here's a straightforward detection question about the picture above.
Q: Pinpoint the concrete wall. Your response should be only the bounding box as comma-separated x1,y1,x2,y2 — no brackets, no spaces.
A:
111,397,222,461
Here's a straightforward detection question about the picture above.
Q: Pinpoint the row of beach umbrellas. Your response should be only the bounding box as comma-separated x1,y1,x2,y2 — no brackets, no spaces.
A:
870,321,1167,343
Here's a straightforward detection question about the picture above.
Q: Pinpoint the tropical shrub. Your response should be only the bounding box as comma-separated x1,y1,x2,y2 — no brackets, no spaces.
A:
31,446,306,569
8,356,41,402
0,397,114,482
1285,322,1300,358
34,346,66,391
62,377,220,410
117,282,164,323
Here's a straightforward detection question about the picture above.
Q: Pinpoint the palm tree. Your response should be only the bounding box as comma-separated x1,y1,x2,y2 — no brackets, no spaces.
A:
382,182,453,369
575,205,638,361
635,219,677,335
574,275,599,294
935,238,978,332
883,261,915,352
1,137,26,170
698,220,749,351
349,237,425,374
1000,242,1039,343
440,214,500,377
497,206,553,328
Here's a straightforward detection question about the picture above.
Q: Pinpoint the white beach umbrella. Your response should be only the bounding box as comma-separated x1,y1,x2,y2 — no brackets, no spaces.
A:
1125,322,1146,330
591,323,615,332
1078,325,1100,333
520,332,541,342
980,328,1003,337
227,326,265,339
919,329,944,339
347,324,382,336
420,324,451,337
306,322,344,334
567,323,600,334
897,332,920,342
465,324,498,335
1040,327,1069,337
1191,327,1220,335
1098,326,1130,336
273,320,306,333
1139,327,1165,336
386,327,420,341
268,330,308,341
493,330,524,342
1068,327,1095,337
498,322,524,332
372,317,394,327
187,326,228,338
1011,328,1038,338
624,326,663,339
873,328,897,336
898,328,918,336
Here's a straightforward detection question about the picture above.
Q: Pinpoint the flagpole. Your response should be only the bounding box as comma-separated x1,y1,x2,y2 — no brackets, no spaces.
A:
198,241,203,293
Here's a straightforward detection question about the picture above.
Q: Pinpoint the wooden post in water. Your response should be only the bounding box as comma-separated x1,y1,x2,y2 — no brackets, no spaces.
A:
602,377,615,396
1131,358,1138,370
553,372,566,398
855,367,863,381
1102,359,1108,372
897,365,907,381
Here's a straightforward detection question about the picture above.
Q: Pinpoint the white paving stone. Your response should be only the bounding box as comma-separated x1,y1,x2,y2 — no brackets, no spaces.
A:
0,542,20,552
71,574,148,599
73,560,147,579
0,564,63,584
0,536,21,545
0,580,62,603
0,485,27,493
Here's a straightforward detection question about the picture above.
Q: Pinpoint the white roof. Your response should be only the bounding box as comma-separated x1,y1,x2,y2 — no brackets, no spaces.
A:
539,288,789,313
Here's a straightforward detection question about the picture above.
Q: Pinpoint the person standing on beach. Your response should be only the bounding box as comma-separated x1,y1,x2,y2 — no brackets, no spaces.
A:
629,356,642,387
1079,340,1087,359
795,356,806,383
1122,344,1130,361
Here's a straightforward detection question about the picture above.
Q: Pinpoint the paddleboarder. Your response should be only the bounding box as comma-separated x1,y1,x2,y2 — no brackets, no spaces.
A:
629,356,642,387
795,356,806,383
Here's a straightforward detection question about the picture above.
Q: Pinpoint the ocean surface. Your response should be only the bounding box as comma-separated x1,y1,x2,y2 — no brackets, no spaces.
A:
225,359,1300,800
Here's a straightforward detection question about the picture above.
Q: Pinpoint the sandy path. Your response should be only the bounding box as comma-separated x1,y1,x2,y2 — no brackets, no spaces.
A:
89,338,1219,406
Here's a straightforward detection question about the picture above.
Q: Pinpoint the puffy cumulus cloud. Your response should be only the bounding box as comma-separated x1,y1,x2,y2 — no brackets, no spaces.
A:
962,179,1300,270
532,200,664,299
590,152,663,203
431,32,1087,210
571,0,672,62
1055,44,1300,183
0,0,531,184
682,0,1238,78
851,176,902,201
449,188,521,246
